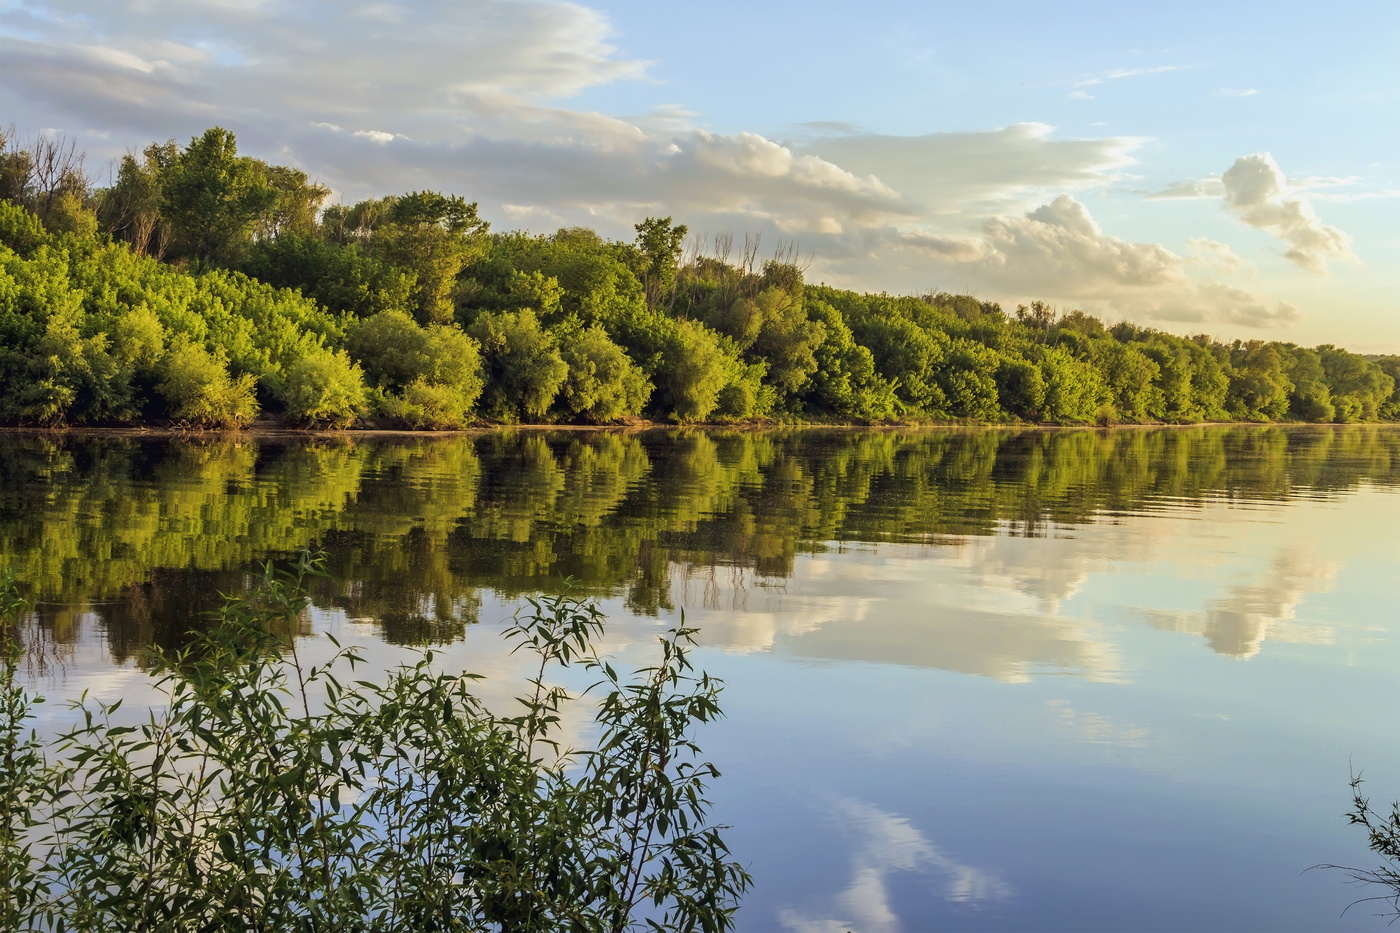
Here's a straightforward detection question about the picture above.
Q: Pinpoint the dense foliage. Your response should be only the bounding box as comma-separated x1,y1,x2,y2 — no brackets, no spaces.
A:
0,554,750,932
2,126,1397,428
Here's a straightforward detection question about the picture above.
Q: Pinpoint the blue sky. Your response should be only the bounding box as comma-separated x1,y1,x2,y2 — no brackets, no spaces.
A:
2,0,1397,349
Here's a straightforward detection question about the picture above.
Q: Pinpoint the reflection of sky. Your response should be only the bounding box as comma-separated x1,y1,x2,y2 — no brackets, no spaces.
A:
644,487,1400,931
663,488,1399,673
17,485,1400,931
778,797,1010,933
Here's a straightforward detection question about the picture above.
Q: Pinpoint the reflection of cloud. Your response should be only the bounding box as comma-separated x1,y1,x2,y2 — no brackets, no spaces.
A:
962,524,1165,614
1046,699,1150,747
778,602,1123,684
779,798,1010,933
671,554,1125,683
1142,548,1337,657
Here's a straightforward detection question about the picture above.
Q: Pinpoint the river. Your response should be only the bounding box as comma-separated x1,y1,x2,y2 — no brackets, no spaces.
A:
4,425,1400,931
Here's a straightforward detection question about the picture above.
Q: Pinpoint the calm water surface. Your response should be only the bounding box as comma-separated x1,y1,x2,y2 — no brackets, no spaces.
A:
5,425,1400,931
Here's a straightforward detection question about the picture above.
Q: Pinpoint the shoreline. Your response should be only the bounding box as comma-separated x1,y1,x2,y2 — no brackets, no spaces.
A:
1,420,1396,440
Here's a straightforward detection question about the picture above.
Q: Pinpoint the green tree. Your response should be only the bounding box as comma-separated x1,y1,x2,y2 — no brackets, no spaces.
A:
244,232,414,319
256,164,331,239
655,318,732,423
1277,344,1336,422
996,355,1047,420
1318,344,1394,422
632,215,688,308
468,309,569,421
161,128,276,266
97,142,177,259
1225,341,1292,421
556,324,653,422
798,300,899,421
1037,345,1107,423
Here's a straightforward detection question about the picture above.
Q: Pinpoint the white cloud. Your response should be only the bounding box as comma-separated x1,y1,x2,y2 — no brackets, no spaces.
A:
805,122,1143,217
1221,153,1357,273
891,195,1294,328
1145,176,1225,200
0,1,1324,333
1186,237,1250,276
1072,64,1183,89
353,129,398,144
1214,88,1259,98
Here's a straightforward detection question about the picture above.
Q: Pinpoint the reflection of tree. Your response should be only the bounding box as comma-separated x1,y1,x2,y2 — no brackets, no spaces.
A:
1,425,1397,665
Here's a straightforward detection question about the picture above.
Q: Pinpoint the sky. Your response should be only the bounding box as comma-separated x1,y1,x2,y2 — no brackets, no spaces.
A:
1,0,1398,350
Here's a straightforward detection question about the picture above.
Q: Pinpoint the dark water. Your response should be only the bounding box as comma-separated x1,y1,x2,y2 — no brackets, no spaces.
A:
6,425,1400,931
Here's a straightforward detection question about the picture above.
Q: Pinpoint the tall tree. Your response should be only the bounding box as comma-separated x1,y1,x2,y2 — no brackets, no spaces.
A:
632,216,688,308
161,127,275,266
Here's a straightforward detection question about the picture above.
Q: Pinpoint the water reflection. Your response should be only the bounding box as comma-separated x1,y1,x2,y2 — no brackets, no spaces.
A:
1045,699,1152,747
1143,546,1338,657
1,425,1398,668
778,798,1011,933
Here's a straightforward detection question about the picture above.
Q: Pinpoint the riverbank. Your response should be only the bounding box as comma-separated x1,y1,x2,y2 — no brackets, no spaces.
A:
3,418,1397,440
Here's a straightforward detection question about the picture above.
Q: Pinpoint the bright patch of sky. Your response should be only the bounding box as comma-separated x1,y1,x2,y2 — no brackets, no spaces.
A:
1,0,1397,349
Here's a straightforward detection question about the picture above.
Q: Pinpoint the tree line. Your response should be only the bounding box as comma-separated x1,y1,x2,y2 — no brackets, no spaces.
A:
2,125,1397,429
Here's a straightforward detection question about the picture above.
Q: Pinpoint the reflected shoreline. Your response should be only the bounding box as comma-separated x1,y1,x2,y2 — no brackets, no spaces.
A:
2,424,1397,668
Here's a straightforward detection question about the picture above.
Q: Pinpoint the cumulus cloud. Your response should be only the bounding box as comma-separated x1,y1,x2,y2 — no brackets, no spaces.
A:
893,195,1296,327
805,122,1142,216
1221,153,1357,273
1186,237,1249,276
1,0,645,113
0,0,1325,332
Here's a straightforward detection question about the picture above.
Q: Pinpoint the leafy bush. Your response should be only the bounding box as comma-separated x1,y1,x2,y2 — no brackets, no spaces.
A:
157,336,260,427
557,324,652,422
278,347,367,428
0,555,749,932
468,309,568,422
349,309,483,427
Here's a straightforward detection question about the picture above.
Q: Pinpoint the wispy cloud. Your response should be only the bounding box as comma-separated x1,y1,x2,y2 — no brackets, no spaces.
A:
1214,88,1259,97
1073,64,1183,89
1144,177,1225,200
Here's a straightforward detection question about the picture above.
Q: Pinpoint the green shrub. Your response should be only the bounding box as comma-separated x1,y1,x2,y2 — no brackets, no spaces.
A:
468,309,568,422
279,347,367,428
557,324,652,422
0,556,750,932
157,337,260,427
